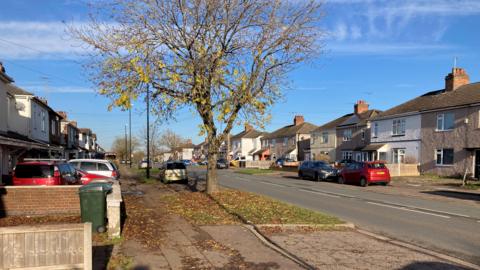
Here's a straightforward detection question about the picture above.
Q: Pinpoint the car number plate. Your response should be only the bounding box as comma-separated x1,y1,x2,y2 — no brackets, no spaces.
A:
377,171,385,175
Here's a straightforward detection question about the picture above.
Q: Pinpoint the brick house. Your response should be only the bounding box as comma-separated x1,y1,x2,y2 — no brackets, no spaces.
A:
260,115,317,161
230,124,265,161
310,113,352,162
418,68,480,178
336,101,381,162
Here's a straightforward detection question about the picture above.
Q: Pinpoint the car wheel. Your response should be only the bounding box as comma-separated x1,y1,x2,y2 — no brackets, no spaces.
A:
382,182,389,186
298,171,303,179
338,176,345,184
314,173,320,182
360,177,368,187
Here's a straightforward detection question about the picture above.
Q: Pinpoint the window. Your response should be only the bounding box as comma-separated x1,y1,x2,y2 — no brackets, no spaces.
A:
378,152,387,161
80,162,97,171
41,111,46,132
392,149,406,163
392,119,406,136
271,139,276,146
361,129,365,140
436,149,454,165
321,132,328,144
51,120,56,135
283,137,288,146
372,123,379,138
98,163,110,171
342,151,353,160
436,113,455,131
343,129,352,141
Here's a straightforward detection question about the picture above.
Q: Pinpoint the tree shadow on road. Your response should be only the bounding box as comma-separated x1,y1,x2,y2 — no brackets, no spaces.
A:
421,190,480,202
399,261,470,270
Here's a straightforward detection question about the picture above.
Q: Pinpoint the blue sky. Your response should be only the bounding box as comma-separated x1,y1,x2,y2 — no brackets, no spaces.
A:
1,0,479,150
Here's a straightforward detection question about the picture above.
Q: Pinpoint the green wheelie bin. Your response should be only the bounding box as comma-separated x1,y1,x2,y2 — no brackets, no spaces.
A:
79,182,112,233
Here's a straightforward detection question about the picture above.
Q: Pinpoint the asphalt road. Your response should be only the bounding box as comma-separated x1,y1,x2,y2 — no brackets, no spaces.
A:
188,168,480,266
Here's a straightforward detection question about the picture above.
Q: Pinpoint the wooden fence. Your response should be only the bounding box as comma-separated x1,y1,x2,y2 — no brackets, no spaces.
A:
244,160,274,169
386,163,420,177
0,223,92,270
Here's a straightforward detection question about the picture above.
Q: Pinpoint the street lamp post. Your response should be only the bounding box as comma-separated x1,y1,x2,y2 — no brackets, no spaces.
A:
124,124,128,163
146,85,150,179
129,105,132,168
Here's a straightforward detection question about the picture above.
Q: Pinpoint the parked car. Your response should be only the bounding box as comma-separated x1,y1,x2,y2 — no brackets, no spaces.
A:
13,161,80,185
298,161,337,181
69,159,120,180
216,159,229,169
76,169,112,185
275,158,294,167
139,160,150,169
182,160,193,166
337,161,391,187
335,159,356,170
160,161,188,183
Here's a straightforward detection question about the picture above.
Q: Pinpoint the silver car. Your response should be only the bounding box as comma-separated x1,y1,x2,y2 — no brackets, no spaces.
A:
298,161,337,181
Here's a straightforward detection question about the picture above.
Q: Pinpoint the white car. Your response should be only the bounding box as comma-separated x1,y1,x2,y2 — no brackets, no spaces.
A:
69,159,120,180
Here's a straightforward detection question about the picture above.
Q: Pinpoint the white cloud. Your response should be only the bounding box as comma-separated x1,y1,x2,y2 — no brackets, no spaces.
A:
329,43,453,55
350,25,362,40
0,21,95,60
333,22,348,41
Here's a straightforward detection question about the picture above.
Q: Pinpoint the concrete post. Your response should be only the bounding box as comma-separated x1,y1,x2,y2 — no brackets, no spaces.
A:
106,182,123,238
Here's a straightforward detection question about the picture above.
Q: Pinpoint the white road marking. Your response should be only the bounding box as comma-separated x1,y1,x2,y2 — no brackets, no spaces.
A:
407,184,421,187
298,188,340,198
367,202,450,219
382,202,471,218
260,181,287,188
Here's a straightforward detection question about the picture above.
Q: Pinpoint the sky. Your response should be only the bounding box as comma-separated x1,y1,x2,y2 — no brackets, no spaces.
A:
1,0,479,150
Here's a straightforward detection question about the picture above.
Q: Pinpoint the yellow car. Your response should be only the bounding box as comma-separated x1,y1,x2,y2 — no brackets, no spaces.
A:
160,162,188,183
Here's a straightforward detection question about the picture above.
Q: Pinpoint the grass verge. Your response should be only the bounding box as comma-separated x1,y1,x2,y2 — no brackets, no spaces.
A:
235,168,275,175
163,189,342,225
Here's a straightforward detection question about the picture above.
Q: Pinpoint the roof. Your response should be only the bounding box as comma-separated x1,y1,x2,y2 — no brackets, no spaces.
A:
79,128,92,134
362,144,385,151
312,113,353,133
374,82,480,119
5,83,33,96
231,129,265,140
0,71,14,83
337,110,382,127
263,122,317,139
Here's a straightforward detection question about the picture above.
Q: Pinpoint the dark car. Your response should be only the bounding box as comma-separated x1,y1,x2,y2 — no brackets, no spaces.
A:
13,161,80,186
216,159,229,169
337,161,391,187
298,161,337,181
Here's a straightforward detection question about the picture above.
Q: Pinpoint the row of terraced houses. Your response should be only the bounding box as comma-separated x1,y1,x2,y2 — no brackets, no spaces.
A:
228,67,480,179
0,63,105,182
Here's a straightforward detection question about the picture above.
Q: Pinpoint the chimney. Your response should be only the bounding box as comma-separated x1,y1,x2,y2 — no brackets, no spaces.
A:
294,115,304,126
37,97,48,105
445,67,469,92
0,62,5,73
245,123,253,132
186,139,192,144
354,100,369,115
57,111,68,120
70,121,77,127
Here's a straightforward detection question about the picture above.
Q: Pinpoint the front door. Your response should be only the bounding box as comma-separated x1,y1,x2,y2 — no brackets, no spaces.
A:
475,150,480,179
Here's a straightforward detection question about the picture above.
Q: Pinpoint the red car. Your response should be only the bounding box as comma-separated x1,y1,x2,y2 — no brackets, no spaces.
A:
13,161,80,186
76,169,111,185
337,161,390,187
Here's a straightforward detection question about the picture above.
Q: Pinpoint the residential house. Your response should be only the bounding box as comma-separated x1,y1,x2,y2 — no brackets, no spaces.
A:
59,112,80,160
336,100,381,162
310,113,352,162
418,68,480,178
230,124,265,161
173,140,196,160
193,141,207,160
260,115,317,161
78,128,94,158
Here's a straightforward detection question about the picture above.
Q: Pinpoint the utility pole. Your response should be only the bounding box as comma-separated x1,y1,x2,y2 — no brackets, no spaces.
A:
124,124,128,163
146,85,150,179
129,105,132,168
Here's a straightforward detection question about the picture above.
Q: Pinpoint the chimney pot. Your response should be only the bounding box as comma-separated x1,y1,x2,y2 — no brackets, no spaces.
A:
245,123,253,132
294,115,304,126
445,67,469,91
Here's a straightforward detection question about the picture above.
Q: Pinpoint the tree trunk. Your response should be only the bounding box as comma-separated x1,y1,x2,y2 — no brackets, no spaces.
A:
207,138,218,194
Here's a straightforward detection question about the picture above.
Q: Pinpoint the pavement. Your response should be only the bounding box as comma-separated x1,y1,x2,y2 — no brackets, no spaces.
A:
111,169,477,270
205,168,480,266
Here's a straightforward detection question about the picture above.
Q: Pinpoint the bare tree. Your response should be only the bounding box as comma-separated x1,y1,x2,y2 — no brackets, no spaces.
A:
138,122,161,161
71,0,324,193
158,129,186,159
111,136,140,162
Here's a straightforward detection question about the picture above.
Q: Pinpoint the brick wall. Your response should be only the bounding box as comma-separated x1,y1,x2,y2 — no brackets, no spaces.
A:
0,186,80,216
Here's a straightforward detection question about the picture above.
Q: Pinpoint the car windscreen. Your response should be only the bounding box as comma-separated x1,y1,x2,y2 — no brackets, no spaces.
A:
167,163,186,170
367,163,386,169
15,165,54,178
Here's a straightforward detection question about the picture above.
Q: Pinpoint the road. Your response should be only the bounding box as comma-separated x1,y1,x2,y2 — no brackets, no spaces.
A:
188,168,480,265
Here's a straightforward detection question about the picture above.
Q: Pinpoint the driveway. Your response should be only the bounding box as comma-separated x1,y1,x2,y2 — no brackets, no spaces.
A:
188,168,480,266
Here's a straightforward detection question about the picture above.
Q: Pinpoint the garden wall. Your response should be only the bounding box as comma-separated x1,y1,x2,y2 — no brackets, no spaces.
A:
0,185,81,216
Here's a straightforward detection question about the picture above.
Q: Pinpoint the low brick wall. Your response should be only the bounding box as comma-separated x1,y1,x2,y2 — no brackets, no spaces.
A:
0,185,81,216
